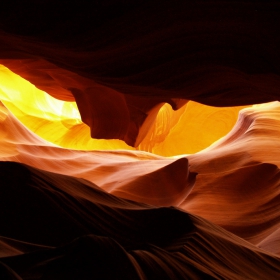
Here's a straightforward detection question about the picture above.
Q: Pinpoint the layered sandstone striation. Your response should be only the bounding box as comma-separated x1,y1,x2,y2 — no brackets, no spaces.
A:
0,1,279,279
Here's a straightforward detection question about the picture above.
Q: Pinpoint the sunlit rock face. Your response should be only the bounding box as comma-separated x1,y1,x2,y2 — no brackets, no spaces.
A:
0,64,249,155
0,1,279,279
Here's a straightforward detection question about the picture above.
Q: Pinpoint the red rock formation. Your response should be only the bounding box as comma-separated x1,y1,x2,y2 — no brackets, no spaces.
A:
0,1,279,278
0,1,280,145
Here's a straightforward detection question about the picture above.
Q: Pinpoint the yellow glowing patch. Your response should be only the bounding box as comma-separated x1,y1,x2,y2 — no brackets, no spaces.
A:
0,64,134,151
138,102,250,156
0,64,250,156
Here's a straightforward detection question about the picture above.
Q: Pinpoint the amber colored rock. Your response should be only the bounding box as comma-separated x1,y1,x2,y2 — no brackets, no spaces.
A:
0,161,279,279
0,1,280,279
0,1,280,145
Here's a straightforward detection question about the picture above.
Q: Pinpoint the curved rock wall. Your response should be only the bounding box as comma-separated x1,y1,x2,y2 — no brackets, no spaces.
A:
0,1,279,279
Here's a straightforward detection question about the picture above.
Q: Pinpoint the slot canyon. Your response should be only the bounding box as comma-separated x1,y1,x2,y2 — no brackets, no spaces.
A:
0,1,279,279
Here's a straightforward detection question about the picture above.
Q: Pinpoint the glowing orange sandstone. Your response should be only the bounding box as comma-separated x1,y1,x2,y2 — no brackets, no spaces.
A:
0,63,279,256
0,64,249,156
139,102,249,156
0,64,133,151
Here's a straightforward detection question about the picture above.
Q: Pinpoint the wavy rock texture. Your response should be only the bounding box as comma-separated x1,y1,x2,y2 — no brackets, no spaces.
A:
0,63,249,155
0,162,279,279
183,102,280,249
0,96,279,278
0,1,280,145
0,1,280,279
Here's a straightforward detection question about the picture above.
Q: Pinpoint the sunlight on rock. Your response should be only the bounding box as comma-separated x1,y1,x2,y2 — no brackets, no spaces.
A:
0,64,133,151
0,64,251,156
